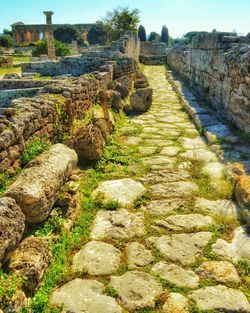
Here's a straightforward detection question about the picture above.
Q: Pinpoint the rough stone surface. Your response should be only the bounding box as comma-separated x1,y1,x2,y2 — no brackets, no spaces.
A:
154,214,213,231
149,181,199,198
91,209,145,240
160,146,181,156
109,271,163,310
195,261,240,284
126,242,153,268
152,262,199,288
0,197,25,267
141,169,190,185
195,198,238,217
141,199,188,216
130,87,153,112
212,227,250,261
50,278,122,313
149,232,212,265
180,149,217,162
5,144,78,223
178,137,206,150
189,285,250,312
9,237,51,292
202,162,225,179
72,241,121,275
163,293,189,313
92,178,145,207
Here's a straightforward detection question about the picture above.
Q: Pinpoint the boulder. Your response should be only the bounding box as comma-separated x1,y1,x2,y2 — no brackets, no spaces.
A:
0,197,25,267
130,88,153,112
235,175,250,226
134,72,149,89
106,90,122,112
108,76,129,99
5,144,78,223
9,237,51,292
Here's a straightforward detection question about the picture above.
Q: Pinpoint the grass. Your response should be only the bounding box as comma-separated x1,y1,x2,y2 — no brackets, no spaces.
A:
12,56,30,63
0,66,21,78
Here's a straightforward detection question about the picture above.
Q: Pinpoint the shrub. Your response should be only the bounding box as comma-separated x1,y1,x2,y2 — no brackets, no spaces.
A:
0,34,13,48
32,40,71,57
88,22,107,45
148,32,160,42
54,25,84,45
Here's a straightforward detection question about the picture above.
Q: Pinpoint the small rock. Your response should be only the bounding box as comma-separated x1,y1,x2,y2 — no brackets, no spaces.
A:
126,242,153,268
195,261,240,284
9,237,51,292
163,293,189,313
0,197,25,267
194,198,238,218
189,285,250,312
109,271,163,310
91,209,145,240
50,278,122,313
154,214,213,231
212,227,250,261
152,262,199,288
92,178,145,207
72,241,121,275
149,232,212,265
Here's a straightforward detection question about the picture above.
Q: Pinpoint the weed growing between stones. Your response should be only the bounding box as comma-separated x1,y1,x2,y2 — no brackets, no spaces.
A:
0,271,17,309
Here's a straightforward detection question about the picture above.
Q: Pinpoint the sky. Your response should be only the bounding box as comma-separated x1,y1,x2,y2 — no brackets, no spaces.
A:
0,0,249,38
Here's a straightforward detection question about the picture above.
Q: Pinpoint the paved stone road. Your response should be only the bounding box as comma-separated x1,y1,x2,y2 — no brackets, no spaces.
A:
50,66,250,312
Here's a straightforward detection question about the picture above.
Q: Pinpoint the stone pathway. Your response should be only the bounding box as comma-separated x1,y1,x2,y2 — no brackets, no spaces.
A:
50,66,250,312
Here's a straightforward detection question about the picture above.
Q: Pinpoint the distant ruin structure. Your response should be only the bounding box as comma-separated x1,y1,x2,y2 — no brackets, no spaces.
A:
43,11,56,60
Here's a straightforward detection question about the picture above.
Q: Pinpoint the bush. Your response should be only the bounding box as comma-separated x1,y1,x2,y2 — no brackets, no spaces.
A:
148,32,160,42
32,39,71,57
0,34,13,48
88,22,107,45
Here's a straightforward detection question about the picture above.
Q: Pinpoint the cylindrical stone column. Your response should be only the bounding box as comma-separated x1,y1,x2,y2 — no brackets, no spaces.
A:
43,11,56,60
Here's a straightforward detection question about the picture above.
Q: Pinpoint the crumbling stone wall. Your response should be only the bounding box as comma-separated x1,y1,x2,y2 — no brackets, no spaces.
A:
167,32,250,132
140,42,167,65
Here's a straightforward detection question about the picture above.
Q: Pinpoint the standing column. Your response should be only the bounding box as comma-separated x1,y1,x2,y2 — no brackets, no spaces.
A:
43,11,56,60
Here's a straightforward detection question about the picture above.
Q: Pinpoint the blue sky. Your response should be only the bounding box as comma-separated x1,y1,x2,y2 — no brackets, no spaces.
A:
1,0,249,38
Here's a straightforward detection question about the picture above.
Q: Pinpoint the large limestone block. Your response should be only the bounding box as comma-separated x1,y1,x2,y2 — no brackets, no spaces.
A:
72,241,121,275
130,87,153,112
189,285,250,312
5,144,78,223
9,237,51,292
50,278,122,313
92,178,146,207
0,197,25,267
109,271,163,310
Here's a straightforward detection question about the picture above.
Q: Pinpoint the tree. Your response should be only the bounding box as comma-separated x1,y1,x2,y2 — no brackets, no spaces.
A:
32,40,71,57
148,32,160,42
161,25,169,45
0,34,13,48
3,29,12,37
54,25,84,45
183,31,208,44
87,22,107,45
102,6,140,43
138,25,146,41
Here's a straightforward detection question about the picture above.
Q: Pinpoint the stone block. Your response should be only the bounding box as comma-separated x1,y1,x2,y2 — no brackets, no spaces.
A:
130,87,153,112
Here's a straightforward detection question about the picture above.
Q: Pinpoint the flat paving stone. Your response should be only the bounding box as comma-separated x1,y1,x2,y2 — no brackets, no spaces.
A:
159,116,186,123
189,285,250,312
138,146,158,155
152,261,199,288
195,261,240,284
50,279,122,313
178,137,207,150
212,227,250,261
141,156,176,166
202,162,225,179
154,214,214,232
91,209,145,240
123,136,143,146
194,198,238,218
180,149,218,162
149,232,212,265
72,241,121,276
149,181,199,198
92,178,145,207
163,293,189,313
160,146,181,156
141,199,188,216
109,271,163,310
140,169,190,184
144,139,174,146
126,242,154,269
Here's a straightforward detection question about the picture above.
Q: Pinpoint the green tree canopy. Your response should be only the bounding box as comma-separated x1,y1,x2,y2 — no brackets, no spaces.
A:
0,34,13,48
102,6,140,43
183,31,209,44
161,25,169,45
3,29,12,37
138,25,146,41
32,40,71,57
54,25,84,45
148,32,160,42
87,22,107,45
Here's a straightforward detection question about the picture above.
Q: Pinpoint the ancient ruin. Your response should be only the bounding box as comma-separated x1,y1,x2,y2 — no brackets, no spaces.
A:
0,6,250,313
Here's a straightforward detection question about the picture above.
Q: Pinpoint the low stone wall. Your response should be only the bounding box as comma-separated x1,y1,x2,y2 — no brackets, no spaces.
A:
167,32,250,132
0,79,53,90
0,88,42,107
21,33,141,77
140,42,167,65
